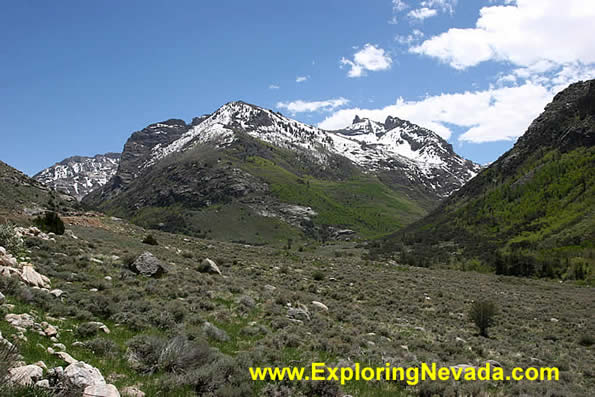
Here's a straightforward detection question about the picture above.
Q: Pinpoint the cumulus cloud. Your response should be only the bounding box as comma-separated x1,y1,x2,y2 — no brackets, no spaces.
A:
296,76,309,83
340,44,392,78
318,83,554,143
408,7,438,20
411,0,595,71
277,98,349,114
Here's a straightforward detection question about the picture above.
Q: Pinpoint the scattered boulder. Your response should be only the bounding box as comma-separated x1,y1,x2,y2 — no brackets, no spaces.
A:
35,379,50,388
43,324,58,337
5,313,36,329
198,258,222,275
311,301,329,311
8,364,44,385
83,384,120,397
20,265,51,288
63,361,106,388
0,291,4,304
129,252,167,277
49,289,65,298
54,351,78,365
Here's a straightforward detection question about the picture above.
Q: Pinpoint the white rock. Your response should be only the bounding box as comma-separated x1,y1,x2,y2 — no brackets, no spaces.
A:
0,291,4,304
20,265,51,288
44,324,58,337
311,301,329,311
35,379,50,388
5,313,36,329
83,384,120,397
63,361,105,388
9,364,44,385
201,258,222,275
50,289,65,297
54,351,78,365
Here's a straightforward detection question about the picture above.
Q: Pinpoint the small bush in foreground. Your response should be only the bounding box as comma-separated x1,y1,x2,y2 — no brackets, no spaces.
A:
0,223,23,253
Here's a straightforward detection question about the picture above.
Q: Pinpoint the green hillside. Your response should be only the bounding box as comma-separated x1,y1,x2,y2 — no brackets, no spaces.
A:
371,80,595,282
85,134,429,246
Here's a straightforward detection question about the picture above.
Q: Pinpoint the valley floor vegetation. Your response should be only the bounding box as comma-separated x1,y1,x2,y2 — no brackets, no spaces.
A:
0,214,593,396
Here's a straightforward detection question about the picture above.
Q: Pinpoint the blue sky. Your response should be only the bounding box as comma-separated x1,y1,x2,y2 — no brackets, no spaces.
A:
1,0,594,175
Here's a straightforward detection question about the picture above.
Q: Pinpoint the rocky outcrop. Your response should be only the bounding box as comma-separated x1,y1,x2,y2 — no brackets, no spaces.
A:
63,361,106,389
8,364,44,385
1,246,51,289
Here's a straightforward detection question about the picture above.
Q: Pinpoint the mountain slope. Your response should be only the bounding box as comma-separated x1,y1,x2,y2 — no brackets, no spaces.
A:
0,160,78,217
33,153,120,200
83,101,479,245
372,80,595,280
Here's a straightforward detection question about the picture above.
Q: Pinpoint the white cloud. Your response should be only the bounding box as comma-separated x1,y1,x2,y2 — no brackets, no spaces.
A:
420,0,458,14
277,98,350,114
392,0,408,12
319,83,553,143
408,7,438,20
395,29,425,45
296,76,309,83
268,84,280,89
340,44,392,78
411,0,595,71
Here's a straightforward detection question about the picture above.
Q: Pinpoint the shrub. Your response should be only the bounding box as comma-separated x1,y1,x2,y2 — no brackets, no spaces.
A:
0,223,23,253
469,300,498,337
0,341,19,387
85,338,119,358
34,211,65,235
76,322,102,338
578,334,593,347
142,234,158,246
312,270,325,281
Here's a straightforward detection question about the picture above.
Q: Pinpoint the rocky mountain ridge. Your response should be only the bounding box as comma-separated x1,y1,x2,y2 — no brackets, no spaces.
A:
33,153,120,201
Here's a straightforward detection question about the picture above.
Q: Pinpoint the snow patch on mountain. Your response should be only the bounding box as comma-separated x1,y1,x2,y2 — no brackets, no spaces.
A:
143,102,479,197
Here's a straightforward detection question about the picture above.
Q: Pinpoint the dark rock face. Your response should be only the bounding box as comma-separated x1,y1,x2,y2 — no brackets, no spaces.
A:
499,79,595,173
129,252,167,277
34,153,121,200
117,119,189,187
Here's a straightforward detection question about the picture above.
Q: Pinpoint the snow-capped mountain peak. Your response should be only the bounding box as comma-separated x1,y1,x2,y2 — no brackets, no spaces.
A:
33,153,121,200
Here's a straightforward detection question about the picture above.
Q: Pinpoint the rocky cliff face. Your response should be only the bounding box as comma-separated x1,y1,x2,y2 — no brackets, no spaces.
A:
33,153,120,201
